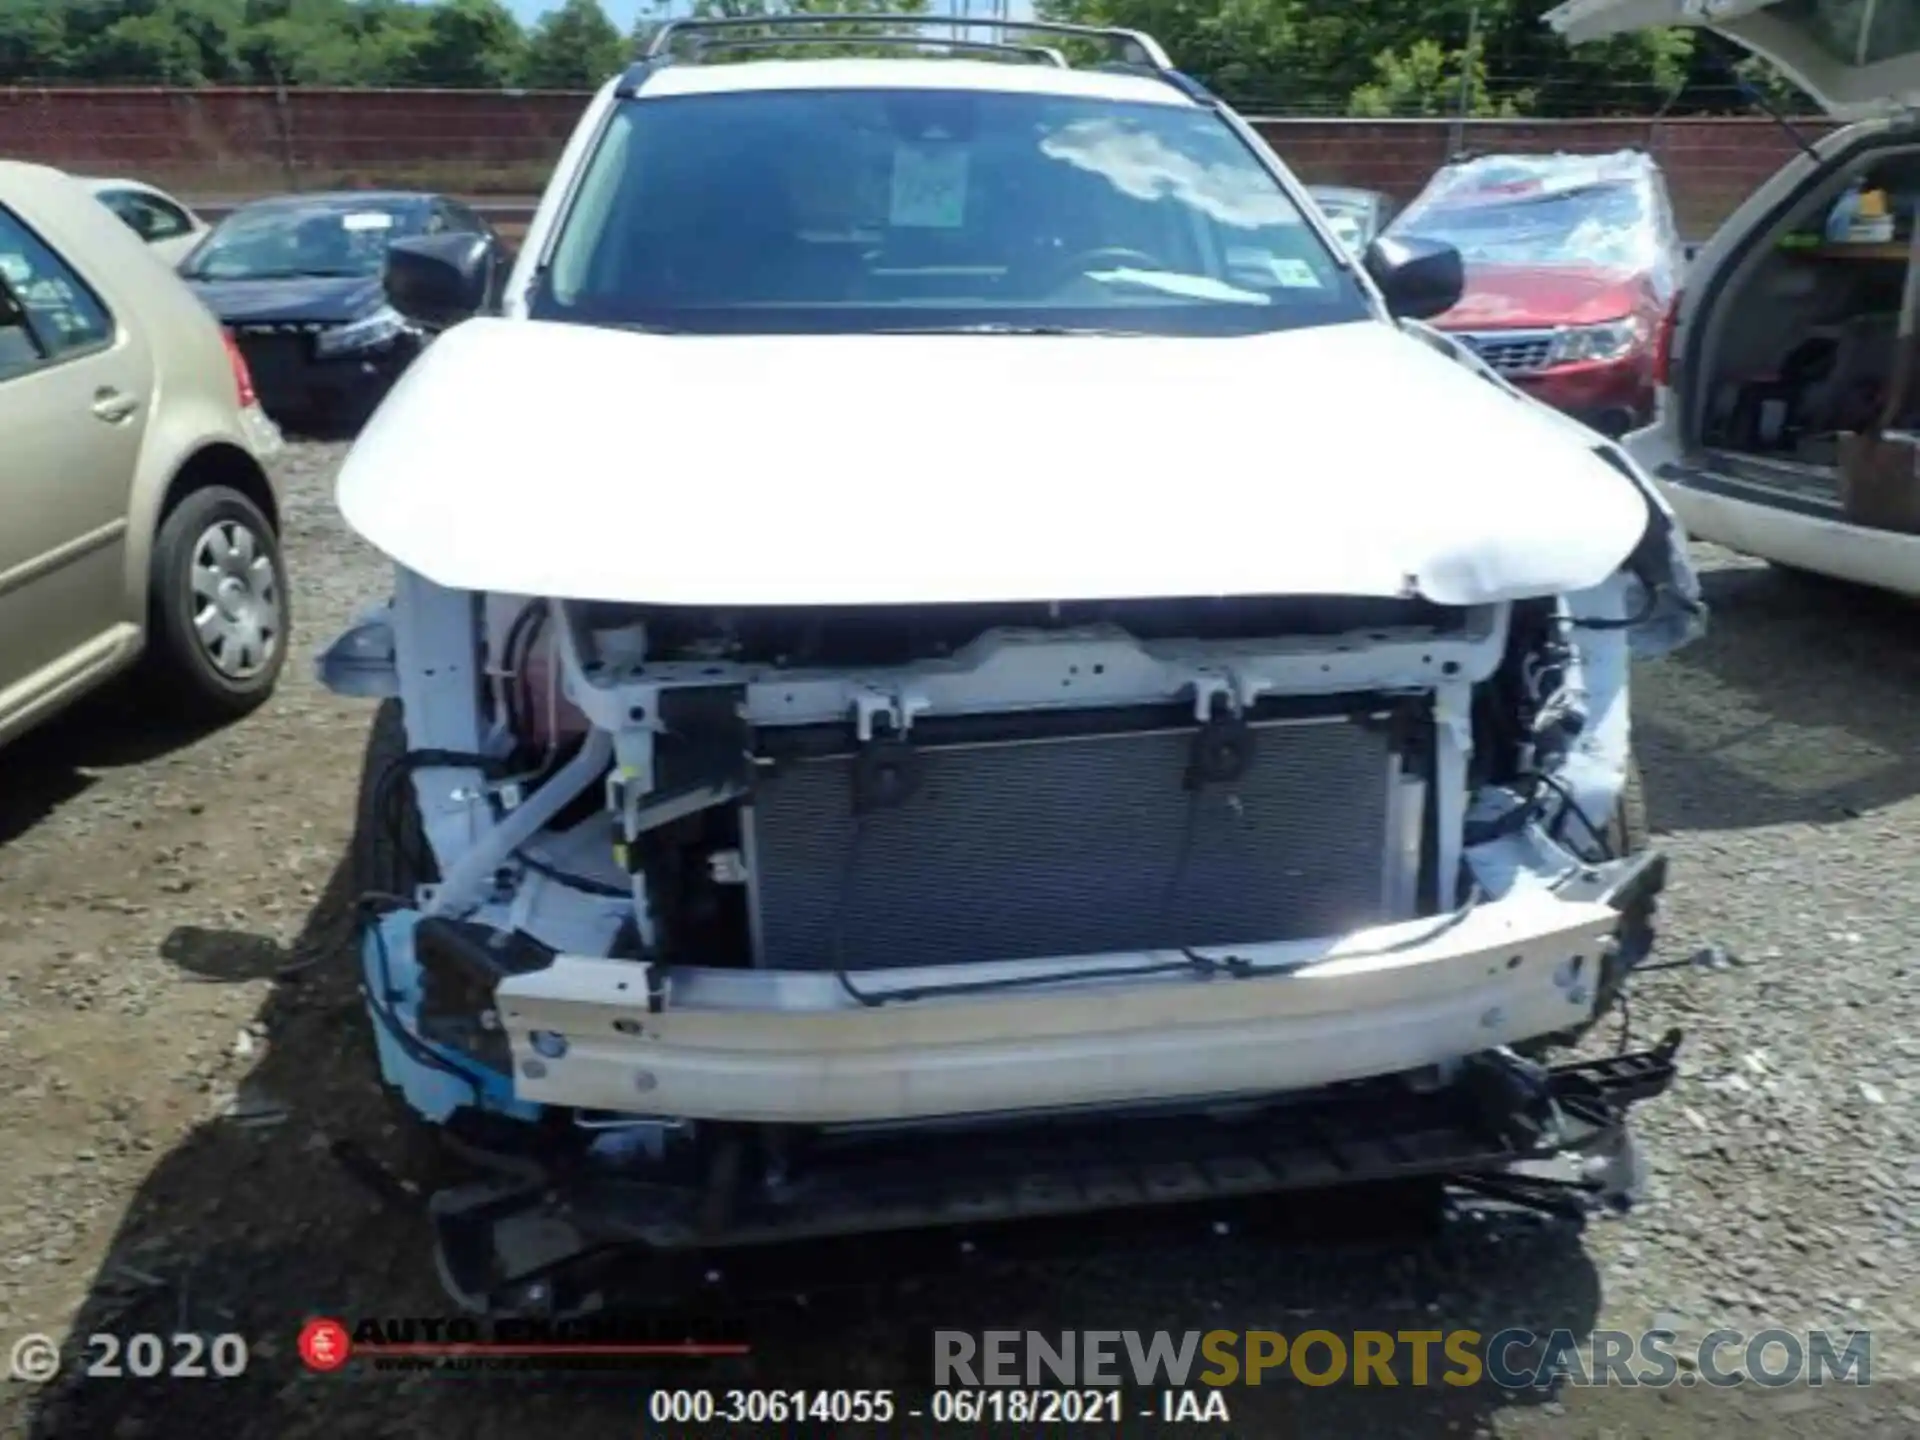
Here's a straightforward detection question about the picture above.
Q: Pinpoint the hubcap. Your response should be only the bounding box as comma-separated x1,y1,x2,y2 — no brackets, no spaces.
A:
189,519,281,681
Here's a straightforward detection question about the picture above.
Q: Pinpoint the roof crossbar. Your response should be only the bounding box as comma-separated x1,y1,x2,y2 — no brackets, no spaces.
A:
672,33,1072,67
638,14,1175,72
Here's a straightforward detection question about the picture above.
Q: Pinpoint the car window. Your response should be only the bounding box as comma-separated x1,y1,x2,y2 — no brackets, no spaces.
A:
442,200,486,236
534,88,1369,338
1391,179,1658,272
179,200,429,281
427,199,479,236
1312,193,1381,254
101,189,193,243
0,204,115,363
0,274,48,381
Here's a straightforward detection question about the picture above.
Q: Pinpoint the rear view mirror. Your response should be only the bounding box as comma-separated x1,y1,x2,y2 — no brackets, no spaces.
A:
1363,235,1465,322
385,233,491,330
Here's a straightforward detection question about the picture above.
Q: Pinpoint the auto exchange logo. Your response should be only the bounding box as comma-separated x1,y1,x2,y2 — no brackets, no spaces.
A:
297,1314,750,1374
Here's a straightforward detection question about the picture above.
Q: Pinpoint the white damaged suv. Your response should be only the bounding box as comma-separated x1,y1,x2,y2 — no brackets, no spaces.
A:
319,17,1705,1316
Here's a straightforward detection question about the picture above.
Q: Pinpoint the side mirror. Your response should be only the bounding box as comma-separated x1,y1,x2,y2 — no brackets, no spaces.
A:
385,233,491,330
1363,235,1464,322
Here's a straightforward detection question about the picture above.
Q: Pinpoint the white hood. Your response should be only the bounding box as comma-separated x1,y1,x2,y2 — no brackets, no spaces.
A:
337,316,1653,609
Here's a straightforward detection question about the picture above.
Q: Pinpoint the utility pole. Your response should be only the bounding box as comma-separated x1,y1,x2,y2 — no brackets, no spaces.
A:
1449,3,1480,159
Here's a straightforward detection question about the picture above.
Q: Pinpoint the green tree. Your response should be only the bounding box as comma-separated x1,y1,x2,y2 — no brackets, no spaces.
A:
522,0,624,88
85,9,210,83
169,0,250,81
1351,38,1528,118
403,0,525,87
52,0,138,65
0,0,1819,108
28,0,242,83
0,0,71,79
1477,6,1696,117
350,0,436,85
1038,0,1701,119
237,0,368,83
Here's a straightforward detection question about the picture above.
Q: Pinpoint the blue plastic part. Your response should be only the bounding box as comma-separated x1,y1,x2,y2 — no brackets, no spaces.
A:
359,909,545,1126
1826,178,1864,243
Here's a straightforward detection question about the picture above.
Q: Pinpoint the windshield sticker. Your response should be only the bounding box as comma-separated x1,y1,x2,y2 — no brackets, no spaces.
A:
889,143,969,229
0,255,28,286
340,211,395,233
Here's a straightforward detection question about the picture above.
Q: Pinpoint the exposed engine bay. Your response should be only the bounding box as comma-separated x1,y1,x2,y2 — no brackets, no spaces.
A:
484,592,1474,975
317,440,1700,1315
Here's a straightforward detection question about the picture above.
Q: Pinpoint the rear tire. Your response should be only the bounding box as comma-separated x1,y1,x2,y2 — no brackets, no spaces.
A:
145,485,288,720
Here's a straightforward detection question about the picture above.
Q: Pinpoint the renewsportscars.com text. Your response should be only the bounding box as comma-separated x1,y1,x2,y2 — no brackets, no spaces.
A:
931,1328,1874,1389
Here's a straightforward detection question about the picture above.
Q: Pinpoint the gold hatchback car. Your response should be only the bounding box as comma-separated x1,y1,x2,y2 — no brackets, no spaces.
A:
0,161,290,749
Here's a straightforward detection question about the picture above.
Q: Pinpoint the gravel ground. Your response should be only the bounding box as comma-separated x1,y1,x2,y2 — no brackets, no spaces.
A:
1,442,1917,1438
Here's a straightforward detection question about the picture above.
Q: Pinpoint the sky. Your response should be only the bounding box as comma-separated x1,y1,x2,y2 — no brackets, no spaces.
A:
503,0,1035,30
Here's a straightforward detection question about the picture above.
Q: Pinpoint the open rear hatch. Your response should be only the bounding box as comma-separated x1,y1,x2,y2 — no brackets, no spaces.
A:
1547,0,1920,121
1551,0,1920,548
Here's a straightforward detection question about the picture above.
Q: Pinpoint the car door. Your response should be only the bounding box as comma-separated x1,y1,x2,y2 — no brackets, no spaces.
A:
1547,0,1920,119
0,202,153,709
95,186,206,268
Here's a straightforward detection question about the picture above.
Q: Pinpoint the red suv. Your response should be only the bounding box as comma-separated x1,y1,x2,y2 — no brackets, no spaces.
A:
1383,150,1685,439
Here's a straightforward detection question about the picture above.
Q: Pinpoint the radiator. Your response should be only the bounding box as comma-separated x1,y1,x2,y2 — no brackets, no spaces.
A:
743,708,1412,972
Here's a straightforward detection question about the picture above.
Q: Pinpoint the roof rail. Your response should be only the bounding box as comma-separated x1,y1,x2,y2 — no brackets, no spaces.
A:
638,14,1175,72
669,33,1072,67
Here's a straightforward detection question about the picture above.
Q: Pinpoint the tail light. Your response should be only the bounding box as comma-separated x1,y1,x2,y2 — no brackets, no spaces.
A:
1651,293,1682,389
221,329,258,409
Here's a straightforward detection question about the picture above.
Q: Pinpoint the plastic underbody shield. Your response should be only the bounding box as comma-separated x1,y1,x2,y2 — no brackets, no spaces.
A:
421,1031,1683,1319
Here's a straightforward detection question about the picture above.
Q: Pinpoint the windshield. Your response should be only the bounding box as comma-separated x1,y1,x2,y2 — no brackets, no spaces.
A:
532,88,1369,336
180,200,424,281
1389,181,1656,272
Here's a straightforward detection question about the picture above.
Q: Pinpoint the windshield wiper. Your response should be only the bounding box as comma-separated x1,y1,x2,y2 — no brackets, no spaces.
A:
188,268,369,282
873,322,1152,336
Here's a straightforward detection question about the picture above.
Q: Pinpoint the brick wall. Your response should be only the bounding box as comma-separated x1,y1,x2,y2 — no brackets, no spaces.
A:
0,86,591,195
0,85,1843,235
